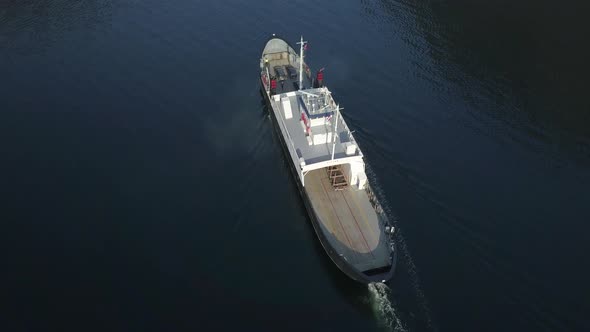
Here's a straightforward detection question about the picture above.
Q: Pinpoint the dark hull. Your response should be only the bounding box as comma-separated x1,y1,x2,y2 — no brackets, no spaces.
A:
260,84,396,284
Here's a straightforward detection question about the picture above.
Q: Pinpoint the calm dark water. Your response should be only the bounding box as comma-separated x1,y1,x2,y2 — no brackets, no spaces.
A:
2,0,589,331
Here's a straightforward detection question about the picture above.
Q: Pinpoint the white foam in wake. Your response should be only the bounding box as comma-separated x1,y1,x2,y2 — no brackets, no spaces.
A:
368,282,407,332
364,164,435,331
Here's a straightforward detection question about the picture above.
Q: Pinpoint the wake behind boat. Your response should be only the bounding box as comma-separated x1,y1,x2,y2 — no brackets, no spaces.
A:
260,35,397,283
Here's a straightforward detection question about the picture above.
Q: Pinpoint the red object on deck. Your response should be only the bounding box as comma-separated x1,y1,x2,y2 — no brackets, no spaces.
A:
317,71,324,81
301,113,311,134
270,79,277,89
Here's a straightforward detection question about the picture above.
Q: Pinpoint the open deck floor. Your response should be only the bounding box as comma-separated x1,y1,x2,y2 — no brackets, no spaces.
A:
304,169,390,272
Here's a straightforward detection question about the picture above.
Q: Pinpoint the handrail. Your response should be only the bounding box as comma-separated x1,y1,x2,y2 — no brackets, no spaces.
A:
365,182,394,254
274,95,305,184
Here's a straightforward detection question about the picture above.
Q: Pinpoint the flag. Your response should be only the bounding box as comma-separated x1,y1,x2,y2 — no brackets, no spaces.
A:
304,43,308,51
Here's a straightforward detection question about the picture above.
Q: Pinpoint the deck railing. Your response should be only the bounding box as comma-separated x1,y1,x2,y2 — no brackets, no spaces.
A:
365,182,395,254
273,96,305,184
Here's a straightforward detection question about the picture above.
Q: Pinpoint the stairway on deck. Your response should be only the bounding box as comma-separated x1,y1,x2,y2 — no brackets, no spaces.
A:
327,165,348,190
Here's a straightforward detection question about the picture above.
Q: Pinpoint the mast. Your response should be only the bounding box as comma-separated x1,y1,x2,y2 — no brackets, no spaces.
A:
265,65,271,93
331,104,340,160
296,36,307,90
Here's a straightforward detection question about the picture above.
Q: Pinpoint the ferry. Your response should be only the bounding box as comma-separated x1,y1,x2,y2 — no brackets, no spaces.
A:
260,35,397,283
